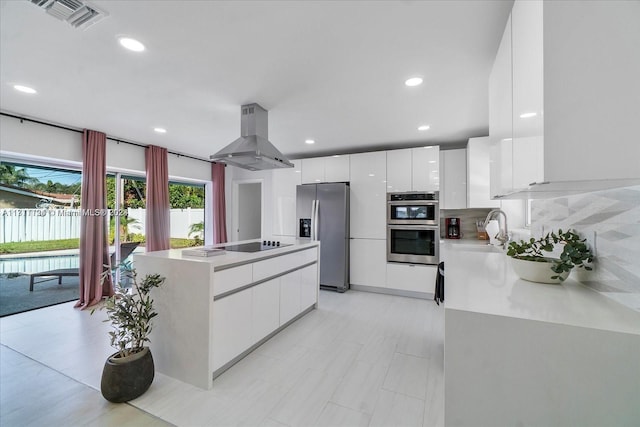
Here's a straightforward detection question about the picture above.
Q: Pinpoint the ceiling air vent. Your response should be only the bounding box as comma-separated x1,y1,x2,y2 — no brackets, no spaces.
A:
29,0,108,30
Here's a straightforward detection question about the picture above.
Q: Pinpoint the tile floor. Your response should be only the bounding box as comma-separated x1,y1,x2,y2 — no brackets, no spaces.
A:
0,290,444,426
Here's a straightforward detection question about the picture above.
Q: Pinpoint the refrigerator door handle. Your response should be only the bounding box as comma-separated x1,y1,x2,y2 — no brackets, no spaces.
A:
310,200,316,240
314,199,320,241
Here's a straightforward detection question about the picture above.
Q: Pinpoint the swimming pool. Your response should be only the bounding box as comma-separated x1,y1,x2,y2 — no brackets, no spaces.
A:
0,254,79,274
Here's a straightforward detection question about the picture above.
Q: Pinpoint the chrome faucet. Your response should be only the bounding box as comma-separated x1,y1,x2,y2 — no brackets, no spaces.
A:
484,209,510,247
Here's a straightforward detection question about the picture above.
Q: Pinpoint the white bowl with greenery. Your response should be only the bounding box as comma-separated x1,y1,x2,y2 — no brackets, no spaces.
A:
506,229,593,284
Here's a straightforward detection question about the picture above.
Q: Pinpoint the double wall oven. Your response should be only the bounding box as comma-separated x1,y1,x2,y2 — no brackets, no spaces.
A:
387,192,439,265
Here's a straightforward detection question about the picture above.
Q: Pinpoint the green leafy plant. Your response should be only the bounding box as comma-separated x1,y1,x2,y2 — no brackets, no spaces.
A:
188,221,204,246
507,229,594,281
93,263,164,358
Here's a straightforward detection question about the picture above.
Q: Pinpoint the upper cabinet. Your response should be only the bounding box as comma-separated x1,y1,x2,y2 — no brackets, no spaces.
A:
386,148,412,192
489,0,640,198
467,137,500,208
272,160,301,236
412,147,440,192
386,146,439,193
350,151,387,239
301,155,350,184
440,149,467,210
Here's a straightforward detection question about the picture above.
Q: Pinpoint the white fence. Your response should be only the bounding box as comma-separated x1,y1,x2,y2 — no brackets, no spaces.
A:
127,208,204,239
0,209,82,243
0,208,205,243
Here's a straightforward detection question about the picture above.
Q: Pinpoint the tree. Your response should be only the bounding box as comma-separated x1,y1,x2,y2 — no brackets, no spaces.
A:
188,221,204,245
0,164,37,186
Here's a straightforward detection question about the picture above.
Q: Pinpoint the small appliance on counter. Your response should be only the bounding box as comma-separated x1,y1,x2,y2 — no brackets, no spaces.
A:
445,218,461,239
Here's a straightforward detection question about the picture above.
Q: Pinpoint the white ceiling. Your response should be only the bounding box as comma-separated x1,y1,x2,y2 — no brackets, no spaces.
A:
0,0,512,160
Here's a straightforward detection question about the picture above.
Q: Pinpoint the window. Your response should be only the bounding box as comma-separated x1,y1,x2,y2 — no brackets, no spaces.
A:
168,181,205,248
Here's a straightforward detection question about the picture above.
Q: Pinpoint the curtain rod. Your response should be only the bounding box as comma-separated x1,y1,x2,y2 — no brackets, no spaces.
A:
0,112,214,165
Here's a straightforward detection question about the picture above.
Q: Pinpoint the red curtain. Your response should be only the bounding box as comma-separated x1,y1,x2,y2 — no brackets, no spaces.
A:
76,129,113,309
212,163,227,243
145,145,170,252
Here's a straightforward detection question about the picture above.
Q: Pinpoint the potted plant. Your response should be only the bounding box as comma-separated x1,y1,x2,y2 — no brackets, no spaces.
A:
93,263,164,402
506,229,593,284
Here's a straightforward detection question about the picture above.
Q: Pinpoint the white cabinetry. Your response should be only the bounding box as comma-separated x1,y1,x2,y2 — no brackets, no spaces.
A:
440,149,467,209
279,269,301,325
350,151,387,239
212,289,252,371
386,149,412,192
386,263,436,294
301,155,349,184
386,147,440,193
272,160,301,236
411,147,440,192
251,278,280,343
510,0,544,191
467,137,500,208
350,238,386,288
300,263,318,310
489,0,640,197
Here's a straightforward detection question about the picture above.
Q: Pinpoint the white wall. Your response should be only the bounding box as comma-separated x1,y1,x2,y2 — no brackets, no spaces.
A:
226,166,274,240
0,115,82,166
0,114,211,182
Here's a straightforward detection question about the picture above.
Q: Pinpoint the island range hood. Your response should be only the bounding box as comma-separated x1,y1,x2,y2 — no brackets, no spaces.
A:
210,103,294,171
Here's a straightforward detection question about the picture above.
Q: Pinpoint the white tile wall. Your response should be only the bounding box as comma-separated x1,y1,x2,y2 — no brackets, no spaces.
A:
531,185,640,311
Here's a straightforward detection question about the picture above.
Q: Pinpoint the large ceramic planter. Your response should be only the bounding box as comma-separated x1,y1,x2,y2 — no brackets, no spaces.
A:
101,347,154,403
510,257,570,284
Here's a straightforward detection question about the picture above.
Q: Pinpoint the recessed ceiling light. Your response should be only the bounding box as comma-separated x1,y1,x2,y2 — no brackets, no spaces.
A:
154,127,167,134
14,85,37,94
295,170,301,173
119,37,145,52
520,112,537,118
418,125,430,131
428,160,436,164
405,77,423,87
305,139,315,144
332,155,340,158
368,173,375,177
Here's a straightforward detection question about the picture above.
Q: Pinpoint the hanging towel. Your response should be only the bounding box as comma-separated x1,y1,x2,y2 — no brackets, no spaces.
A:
434,262,445,305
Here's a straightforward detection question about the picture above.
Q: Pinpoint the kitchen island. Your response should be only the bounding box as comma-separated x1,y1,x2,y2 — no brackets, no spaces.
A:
442,244,640,426
134,239,319,390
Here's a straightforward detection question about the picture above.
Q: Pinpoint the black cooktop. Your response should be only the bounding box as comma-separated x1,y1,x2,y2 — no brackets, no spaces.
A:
221,241,291,253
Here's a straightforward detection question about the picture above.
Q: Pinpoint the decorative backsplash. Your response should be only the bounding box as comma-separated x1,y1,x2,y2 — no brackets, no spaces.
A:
531,186,640,312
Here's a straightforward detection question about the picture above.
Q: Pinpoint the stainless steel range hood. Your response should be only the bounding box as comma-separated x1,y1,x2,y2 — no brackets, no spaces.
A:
210,103,294,171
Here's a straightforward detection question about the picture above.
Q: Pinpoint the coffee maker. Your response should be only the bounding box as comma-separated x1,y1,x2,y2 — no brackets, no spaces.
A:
446,217,461,239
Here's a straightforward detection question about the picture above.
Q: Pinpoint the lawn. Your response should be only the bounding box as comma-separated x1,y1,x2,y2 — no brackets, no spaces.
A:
0,238,80,254
0,238,199,254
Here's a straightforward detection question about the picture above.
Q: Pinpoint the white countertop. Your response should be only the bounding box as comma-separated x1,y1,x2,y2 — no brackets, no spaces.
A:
443,245,640,335
134,238,319,270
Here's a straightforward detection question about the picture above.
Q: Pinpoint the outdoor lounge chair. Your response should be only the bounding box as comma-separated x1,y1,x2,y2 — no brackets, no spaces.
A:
28,242,140,291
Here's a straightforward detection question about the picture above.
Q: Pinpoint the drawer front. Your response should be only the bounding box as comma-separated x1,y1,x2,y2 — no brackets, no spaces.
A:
386,263,437,293
213,264,253,296
253,248,317,281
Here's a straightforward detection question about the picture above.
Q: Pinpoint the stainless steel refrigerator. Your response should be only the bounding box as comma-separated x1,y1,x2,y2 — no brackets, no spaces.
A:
296,183,349,292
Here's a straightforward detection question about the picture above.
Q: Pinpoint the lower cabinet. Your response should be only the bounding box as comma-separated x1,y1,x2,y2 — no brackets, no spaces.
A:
300,264,318,310
251,278,280,343
212,261,319,373
280,270,301,325
350,238,387,288
386,263,437,294
212,289,253,371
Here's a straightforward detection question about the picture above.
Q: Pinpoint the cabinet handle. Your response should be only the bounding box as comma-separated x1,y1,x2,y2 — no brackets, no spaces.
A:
528,181,550,186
